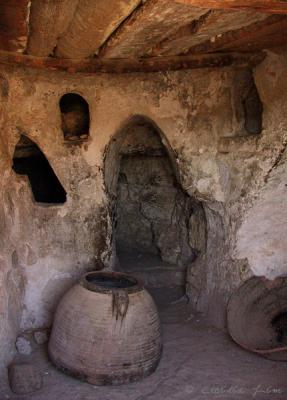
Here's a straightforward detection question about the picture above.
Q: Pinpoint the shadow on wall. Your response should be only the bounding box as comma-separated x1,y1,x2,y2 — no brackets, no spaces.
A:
12,135,66,204
104,115,206,286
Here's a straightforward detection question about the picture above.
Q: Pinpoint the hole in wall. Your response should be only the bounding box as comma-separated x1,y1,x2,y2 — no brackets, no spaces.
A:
272,311,287,344
231,68,264,136
243,77,263,135
12,135,67,204
234,69,263,136
60,93,90,142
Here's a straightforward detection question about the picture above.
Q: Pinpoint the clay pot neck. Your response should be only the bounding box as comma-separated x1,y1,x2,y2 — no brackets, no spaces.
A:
81,271,142,294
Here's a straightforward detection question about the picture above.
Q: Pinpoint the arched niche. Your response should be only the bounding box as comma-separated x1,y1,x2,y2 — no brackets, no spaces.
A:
234,69,263,136
243,72,263,135
60,93,90,142
104,115,206,298
104,115,180,198
12,135,67,204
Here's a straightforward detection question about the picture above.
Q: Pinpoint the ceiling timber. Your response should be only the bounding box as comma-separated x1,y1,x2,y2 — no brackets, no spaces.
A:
0,0,30,53
151,9,268,56
0,50,265,74
186,15,287,54
0,0,286,73
174,1,287,14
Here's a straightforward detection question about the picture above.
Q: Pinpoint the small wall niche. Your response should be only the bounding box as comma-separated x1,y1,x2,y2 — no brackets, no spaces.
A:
233,69,263,137
60,93,90,142
13,135,67,204
243,80,263,135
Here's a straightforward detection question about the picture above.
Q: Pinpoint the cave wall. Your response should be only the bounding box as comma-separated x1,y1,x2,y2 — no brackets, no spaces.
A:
235,51,287,280
116,153,196,265
191,50,287,328
0,81,25,377
0,50,286,373
236,147,287,279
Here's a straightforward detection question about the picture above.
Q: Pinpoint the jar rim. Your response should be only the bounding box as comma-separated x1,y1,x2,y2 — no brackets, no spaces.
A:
81,271,142,294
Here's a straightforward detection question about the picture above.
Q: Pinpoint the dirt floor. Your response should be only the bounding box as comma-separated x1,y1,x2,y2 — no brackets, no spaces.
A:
1,298,287,400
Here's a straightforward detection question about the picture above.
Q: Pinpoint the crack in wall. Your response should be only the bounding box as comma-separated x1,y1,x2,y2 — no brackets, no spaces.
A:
264,140,287,183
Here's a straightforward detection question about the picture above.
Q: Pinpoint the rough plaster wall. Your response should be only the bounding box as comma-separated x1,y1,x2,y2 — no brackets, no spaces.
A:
235,51,287,280
191,51,287,327
0,68,112,376
236,148,287,278
0,52,286,371
0,75,25,378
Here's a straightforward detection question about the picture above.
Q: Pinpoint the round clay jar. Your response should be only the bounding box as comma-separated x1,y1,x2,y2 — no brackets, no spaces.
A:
48,271,162,385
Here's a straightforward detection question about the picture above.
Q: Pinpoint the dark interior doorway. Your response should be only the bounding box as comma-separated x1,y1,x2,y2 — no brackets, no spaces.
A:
105,116,206,303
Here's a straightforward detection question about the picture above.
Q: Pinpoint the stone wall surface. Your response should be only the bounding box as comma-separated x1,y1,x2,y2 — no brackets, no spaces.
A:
235,51,287,280
0,50,286,374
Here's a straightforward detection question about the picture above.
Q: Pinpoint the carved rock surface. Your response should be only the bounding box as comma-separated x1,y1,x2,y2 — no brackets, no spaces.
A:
15,335,32,355
48,271,162,385
34,330,49,345
8,363,42,394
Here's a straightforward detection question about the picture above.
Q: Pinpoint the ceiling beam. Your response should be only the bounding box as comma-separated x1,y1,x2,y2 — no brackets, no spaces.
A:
174,0,287,14
55,0,141,59
100,0,207,59
26,0,79,57
152,9,267,56
187,15,287,54
0,0,30,52
0,50,265,74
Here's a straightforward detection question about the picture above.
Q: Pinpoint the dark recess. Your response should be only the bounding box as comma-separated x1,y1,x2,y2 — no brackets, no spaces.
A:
272,311,287,343
243,78,263,135
60,93,90,141
13,135,66,204
85,273,137,289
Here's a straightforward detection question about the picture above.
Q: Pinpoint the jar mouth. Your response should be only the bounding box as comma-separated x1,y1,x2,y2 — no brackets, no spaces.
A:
271,310,287,344
81,271,141,293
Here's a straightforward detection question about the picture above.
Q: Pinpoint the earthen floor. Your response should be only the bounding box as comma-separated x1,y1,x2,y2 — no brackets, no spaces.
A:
1,299,287,400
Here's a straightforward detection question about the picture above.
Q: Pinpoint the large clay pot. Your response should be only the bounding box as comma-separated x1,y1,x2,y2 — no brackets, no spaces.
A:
48,271,162,385
227,276,287,361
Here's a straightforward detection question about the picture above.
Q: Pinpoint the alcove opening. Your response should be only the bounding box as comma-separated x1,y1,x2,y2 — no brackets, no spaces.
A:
105,116,206,303
12,135,67,204
60,93,90,142
243,76,263,135
272,311,287,344
234,69,263,136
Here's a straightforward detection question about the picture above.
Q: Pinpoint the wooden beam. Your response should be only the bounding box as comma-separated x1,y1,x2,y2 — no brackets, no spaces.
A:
100,0,207,59
187,15,287,54
0,0,29,52
55,0,141,58
0,50,265,74
175,0,287,14
27,0,79,57
152,10,267,56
